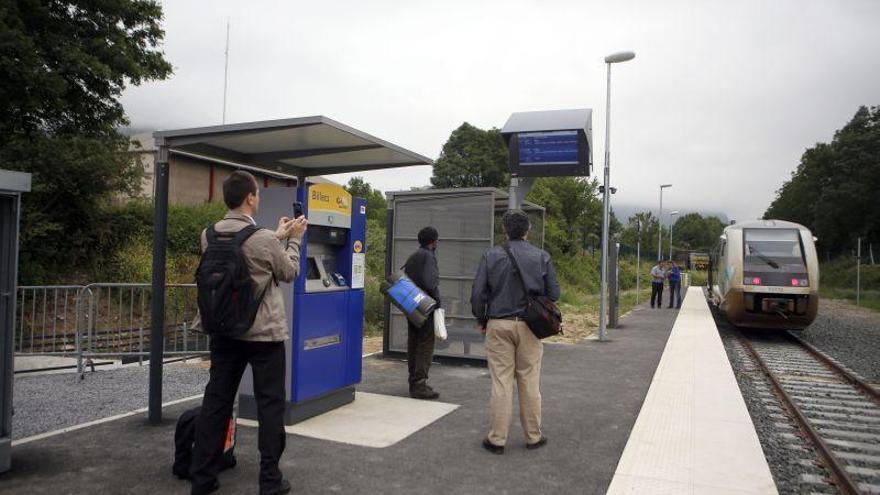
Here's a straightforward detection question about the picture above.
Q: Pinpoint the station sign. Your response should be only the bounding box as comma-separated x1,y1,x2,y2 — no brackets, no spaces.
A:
501,109,592,178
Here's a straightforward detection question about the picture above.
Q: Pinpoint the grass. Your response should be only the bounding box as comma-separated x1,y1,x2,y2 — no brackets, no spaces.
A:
820,287,880,312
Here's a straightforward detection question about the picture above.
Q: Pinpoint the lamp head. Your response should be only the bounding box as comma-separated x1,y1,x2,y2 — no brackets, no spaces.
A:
660,184,672,189
605,51,636,64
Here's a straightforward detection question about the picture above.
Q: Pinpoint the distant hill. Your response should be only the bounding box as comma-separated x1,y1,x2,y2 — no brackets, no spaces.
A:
611,204,730,226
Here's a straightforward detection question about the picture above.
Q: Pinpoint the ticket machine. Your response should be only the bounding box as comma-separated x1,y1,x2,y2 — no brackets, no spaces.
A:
241,183,367,424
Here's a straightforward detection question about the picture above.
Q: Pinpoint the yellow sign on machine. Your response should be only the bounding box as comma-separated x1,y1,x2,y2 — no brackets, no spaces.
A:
308,183,352,228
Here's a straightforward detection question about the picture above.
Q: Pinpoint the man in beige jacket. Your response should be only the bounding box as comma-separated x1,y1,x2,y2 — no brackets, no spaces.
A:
191,171,306,495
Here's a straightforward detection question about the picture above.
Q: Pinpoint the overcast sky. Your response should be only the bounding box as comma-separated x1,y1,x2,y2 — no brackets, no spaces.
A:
122,0,880,222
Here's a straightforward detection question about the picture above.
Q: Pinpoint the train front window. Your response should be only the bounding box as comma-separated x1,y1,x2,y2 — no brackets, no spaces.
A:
743,229,805,269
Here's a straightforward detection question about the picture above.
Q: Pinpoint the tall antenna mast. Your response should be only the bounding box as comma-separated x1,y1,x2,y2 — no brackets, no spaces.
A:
222,19,230,124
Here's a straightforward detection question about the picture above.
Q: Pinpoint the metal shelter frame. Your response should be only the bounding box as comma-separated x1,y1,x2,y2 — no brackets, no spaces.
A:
149,116,432,423
1,169,30,472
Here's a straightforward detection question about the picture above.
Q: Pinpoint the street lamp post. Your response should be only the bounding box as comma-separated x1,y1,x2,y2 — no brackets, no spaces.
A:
657,184,672,261
636,218,641,305
598,50,635,342
669,210,679,261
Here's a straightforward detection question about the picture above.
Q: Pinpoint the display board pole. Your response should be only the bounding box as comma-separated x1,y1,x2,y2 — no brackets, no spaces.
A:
508,177,535,211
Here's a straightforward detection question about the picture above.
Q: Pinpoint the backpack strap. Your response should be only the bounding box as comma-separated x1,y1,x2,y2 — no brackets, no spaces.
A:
233,224,261,246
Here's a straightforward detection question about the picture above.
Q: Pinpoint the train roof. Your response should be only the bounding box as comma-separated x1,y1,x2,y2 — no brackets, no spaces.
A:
723,219,812,233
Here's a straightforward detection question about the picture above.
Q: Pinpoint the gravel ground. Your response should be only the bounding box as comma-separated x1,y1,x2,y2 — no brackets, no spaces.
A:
706,290,836,494
12,361,209,440
798,298,880,383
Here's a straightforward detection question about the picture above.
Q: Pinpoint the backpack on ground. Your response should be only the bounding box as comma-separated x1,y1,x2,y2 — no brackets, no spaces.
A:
195,224,267,337
172,406,237,479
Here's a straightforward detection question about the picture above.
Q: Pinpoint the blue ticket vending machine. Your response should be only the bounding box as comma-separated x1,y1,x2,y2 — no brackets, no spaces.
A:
240,183,366,424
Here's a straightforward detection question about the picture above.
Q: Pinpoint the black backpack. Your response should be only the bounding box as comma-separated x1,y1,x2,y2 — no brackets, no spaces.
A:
195,224,267,337
172,406,237,479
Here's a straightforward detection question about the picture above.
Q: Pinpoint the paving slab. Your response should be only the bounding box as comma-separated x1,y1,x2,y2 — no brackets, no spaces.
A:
2,304,677,494
607,287,778,495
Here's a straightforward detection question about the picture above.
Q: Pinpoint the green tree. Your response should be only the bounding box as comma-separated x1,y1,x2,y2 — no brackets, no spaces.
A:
1,0,173,282
430,123,510,189
765,106,880,257
345,176,387,223
671,213,726,252
619,211,660,259
527,177,601,254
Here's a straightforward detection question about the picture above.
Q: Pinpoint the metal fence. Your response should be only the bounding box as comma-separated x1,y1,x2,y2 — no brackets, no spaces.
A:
15,283,208,372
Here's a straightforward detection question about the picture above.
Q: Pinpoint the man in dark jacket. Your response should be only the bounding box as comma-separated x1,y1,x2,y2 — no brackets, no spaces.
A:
403,226,441,400
471,210,560,454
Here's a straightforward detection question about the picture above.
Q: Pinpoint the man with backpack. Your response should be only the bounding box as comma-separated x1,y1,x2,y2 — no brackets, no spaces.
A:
470,210,560,455
191,171,306,495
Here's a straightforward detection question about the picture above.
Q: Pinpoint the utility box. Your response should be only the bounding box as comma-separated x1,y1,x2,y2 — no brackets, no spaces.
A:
501,108,593,178
384,188,544,363
240,183,366,424
1,170,30,473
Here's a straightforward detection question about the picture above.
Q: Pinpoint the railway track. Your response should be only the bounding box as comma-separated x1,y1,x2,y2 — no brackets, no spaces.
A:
738,331,880,495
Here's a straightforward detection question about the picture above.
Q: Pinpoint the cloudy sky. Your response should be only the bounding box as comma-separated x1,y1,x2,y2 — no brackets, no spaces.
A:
122,0,880,222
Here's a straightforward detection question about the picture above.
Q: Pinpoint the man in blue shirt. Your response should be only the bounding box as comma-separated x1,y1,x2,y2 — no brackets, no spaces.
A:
667,261,682,309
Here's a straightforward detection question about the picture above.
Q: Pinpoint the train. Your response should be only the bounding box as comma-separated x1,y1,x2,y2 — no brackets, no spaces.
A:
708,219,819,329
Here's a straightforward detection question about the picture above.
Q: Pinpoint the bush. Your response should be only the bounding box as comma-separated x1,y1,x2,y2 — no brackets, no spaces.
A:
821,257,880,290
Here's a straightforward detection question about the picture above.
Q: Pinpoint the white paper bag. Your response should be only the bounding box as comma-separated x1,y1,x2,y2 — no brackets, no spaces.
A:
433,308,448,341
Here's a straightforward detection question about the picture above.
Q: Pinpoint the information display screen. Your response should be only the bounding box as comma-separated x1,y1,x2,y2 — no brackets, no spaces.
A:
517,131,579,166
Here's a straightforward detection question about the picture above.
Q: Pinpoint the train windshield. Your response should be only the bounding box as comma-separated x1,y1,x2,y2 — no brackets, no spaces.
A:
743,229,806,269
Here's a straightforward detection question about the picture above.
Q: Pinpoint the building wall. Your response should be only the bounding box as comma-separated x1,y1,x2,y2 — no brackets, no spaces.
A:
169,155,212,205
126,150,297,206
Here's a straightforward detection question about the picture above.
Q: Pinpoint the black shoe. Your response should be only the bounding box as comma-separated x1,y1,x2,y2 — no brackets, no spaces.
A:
191,480,220,495
527,435,548,450
260,478,291,495
482,438,504,455
410,387,440,400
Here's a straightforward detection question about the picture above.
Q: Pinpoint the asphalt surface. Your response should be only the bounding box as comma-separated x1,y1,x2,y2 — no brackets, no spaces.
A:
3,305,678,495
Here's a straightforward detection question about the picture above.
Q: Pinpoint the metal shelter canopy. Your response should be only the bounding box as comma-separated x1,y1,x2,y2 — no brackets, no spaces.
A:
146,117,432,424
153,115,433,180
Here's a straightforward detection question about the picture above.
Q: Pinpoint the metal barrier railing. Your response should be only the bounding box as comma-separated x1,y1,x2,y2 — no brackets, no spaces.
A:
14,283,209,373
15,285,85,355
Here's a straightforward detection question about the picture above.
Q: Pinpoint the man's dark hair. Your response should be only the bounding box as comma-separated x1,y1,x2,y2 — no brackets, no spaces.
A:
502,210,530,240
223,170,258,209
418,226,439,247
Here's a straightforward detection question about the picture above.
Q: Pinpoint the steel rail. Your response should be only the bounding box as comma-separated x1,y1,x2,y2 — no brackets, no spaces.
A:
737,334,862,495
787,331,880,404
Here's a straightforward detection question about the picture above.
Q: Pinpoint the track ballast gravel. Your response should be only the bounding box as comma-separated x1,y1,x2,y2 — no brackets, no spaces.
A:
798,298,880,383
12,362,209,440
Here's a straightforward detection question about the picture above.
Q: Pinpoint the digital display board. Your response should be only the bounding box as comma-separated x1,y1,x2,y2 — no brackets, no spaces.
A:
517,131,579,165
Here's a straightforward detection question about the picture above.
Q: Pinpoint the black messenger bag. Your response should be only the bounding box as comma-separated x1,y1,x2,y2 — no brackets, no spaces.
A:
500,243,563,339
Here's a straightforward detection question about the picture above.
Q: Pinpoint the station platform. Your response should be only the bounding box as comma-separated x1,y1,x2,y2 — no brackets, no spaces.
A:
1,289,772,494
608,287,777,494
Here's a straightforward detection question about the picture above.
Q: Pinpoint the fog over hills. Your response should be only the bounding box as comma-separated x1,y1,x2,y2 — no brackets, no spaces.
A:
611,204,732,226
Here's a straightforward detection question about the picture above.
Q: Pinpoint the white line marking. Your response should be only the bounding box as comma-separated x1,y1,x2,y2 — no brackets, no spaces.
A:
11,394,204,446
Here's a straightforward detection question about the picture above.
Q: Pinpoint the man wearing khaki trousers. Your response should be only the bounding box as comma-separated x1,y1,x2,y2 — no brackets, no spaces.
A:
470,210,560,454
